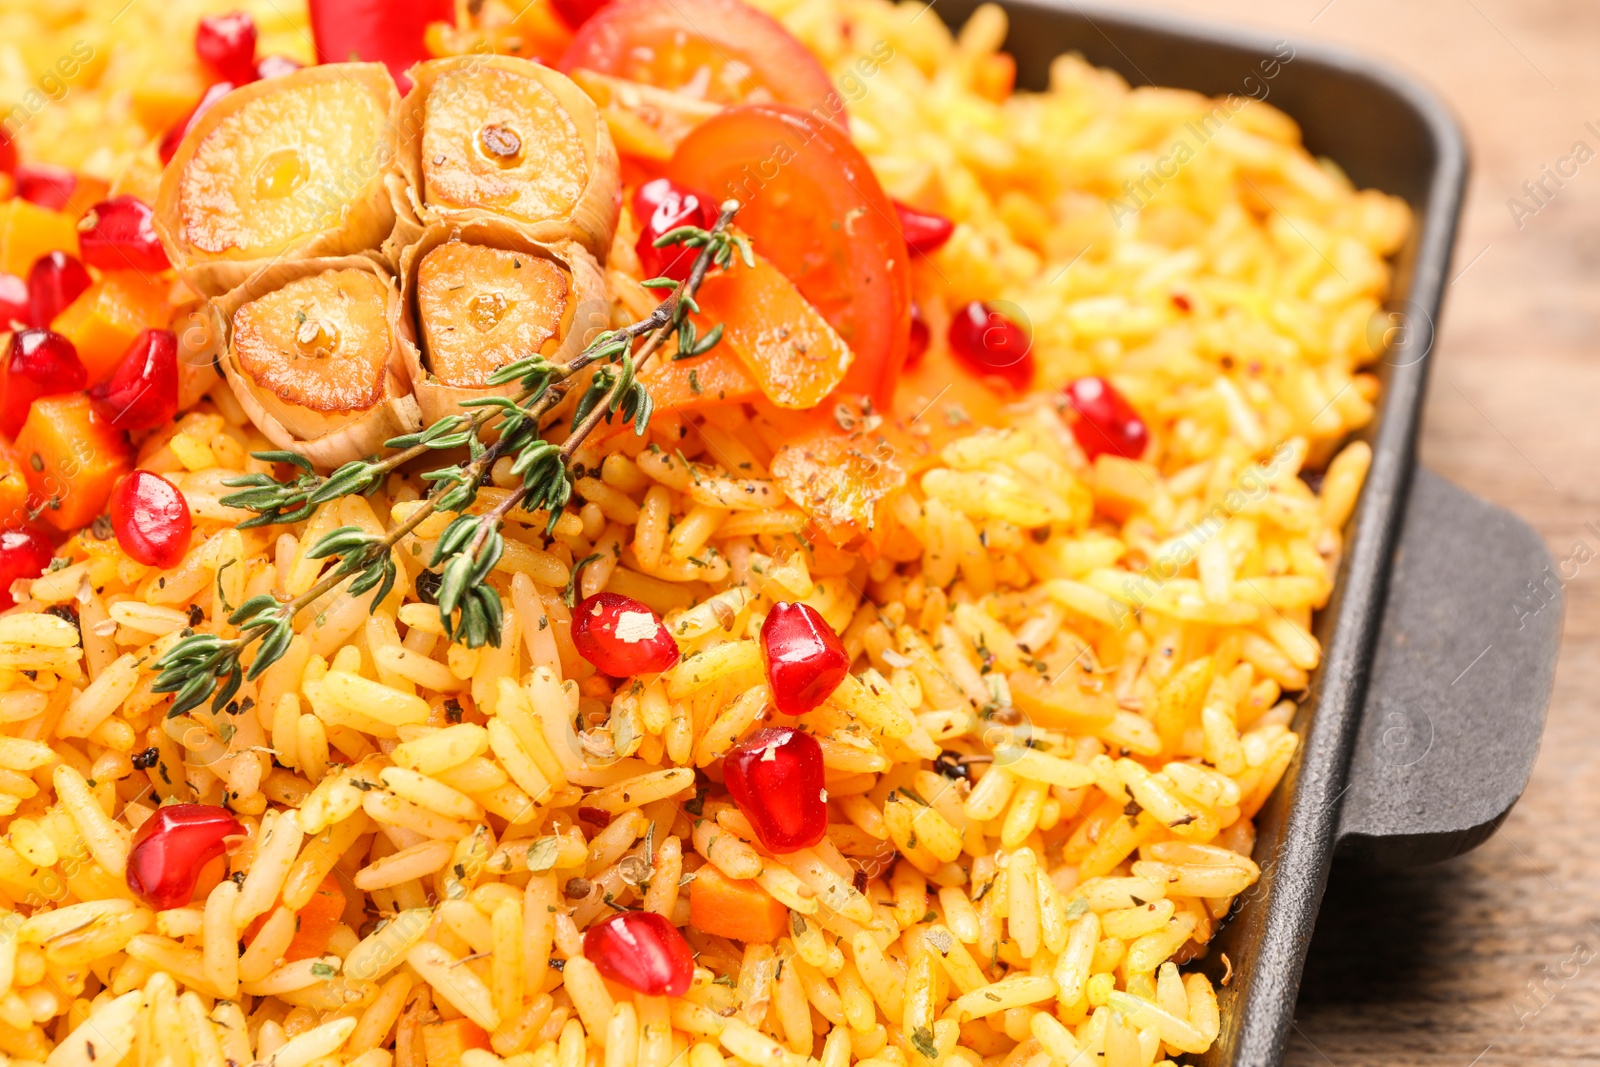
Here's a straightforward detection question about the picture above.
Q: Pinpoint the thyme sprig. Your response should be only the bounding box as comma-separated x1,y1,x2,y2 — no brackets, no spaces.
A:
156,201,749,716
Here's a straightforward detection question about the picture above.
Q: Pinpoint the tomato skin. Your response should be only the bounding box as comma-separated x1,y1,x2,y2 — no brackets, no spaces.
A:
668,105,910,406
560,0,839,118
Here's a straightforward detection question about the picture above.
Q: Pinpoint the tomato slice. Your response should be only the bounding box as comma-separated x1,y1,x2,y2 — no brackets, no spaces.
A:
559,0,839,117
667,105,910,406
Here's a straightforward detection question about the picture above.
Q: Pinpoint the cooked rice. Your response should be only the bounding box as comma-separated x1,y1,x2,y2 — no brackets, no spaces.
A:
0,0,1409,1065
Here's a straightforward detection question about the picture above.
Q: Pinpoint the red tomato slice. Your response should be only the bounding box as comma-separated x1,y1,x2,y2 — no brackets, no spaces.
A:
559,0,840,118
667,105,910,406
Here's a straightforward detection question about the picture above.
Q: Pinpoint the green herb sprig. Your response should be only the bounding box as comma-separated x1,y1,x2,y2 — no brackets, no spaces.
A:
154,201,750,716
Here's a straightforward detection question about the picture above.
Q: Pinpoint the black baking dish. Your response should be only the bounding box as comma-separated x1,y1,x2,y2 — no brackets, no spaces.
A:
918,2,1563,1063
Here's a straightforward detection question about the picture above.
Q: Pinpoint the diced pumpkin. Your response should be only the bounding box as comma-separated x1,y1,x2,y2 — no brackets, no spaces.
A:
0,198,79,276
131,71,210,134
59,175,113,221
0,441,29,528
691,252,854,410
52,274,172,386
1090,454,1159,522
14,393,133,531
421,1018,490,1067
689,864,789,944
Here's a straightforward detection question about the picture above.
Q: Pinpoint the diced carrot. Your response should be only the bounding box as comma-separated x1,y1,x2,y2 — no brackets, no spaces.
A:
689,864,790,944
691,252,853,410
52,274,172,386
0,441,30,529
14,393,133,532
0,199,79,276
284,875,346,961
422,1019,491,1067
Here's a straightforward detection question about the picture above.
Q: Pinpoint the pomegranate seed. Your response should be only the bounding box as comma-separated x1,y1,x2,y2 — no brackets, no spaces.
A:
572,592,680,676
723,727,827,853
906,304,929,370
78,197,170,273
893,200,954,255
1063,376,1149,461
0,274,27,329
633,178,718,284
110,471,193,569
551,0,613,29
125,804,243,911
0,528,53,608
196,13,259,85
27,252,91,328
0,330,87,438
160,81,235,165
14,164,77,212
0,131,14,175
582,911,694,996
255,54,302,79
948,300,1033,391
761,603,849,716
89,329,181,430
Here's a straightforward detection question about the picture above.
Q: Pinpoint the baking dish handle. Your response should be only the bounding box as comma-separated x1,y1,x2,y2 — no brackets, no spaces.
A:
1335,467,1560,866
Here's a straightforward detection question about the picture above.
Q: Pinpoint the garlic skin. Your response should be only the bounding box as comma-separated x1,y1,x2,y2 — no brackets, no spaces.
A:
154,64,400,298
388,55,620,263
398,219,610,428
212,255,422,470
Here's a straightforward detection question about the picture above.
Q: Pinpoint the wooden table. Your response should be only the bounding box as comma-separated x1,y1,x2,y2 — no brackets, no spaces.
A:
1108,0,1599,1061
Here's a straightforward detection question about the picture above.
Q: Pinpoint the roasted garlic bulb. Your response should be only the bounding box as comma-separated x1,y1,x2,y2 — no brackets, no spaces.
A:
155,64,400,297
391,55,619,260
398,220,607,425
212,258,422,468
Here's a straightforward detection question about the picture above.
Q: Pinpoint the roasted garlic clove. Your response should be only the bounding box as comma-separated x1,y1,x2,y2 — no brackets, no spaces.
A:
391,56,619,260
155,64,400,298
398,219,608,426
213,257,422,469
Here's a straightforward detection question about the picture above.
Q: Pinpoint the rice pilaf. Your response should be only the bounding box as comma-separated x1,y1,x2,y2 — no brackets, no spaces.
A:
0,1,1407,1066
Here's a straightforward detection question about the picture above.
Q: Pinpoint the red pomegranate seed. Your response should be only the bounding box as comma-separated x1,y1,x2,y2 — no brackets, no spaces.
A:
723,727,827,853
0,528,54,608
125,804,243,910
14,164,77,212
633,178,718,284
582,911,694,996
79,197,170,273
572,592,680,676
89,329,180,430
906,304,930,370
255,54,302,79
160,81,235,165
551,0,613,29
0,330,87,438
0,131,14,175
109,471,193,569
196,13,259,85
0,274,27,329
27,252,91,328
948,301,1033,391
1063,376,1149,461
893,200,954,255
761,602,849,716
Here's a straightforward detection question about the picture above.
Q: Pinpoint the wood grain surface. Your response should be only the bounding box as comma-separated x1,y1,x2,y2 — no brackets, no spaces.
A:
1101,1,1600,1062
